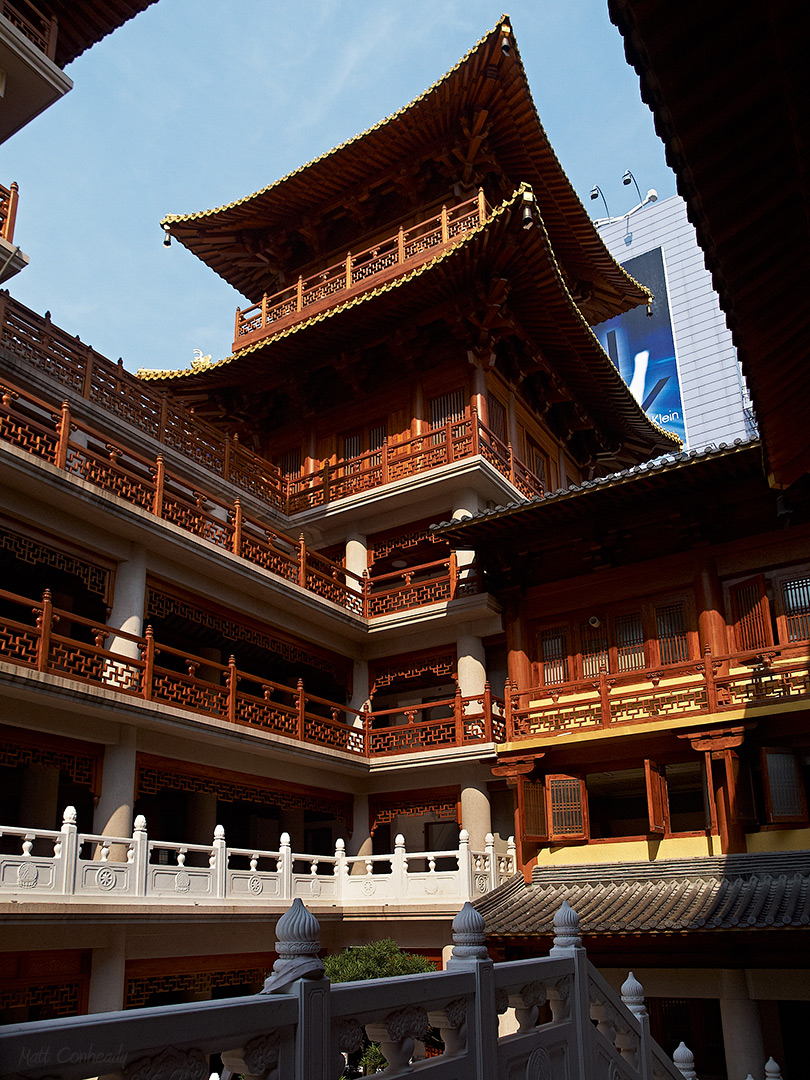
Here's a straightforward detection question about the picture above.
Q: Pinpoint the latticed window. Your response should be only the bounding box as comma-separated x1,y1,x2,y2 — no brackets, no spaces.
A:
729,576,772,651
540,626,568,685
547,775,588,840
656,602,688,665
761,748,808,822
488,395,507,445
580,621,608,678
615,612,645,672
277,447,301,479
429,388,465,429
522,778,546,838
782,575,810,642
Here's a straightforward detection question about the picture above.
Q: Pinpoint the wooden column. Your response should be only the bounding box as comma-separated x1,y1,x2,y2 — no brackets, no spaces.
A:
504,597,532,691
695,559,728,660
680,727,750,854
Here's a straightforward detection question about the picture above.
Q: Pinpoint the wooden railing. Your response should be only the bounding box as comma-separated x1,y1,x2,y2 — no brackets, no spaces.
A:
0,588,503,757
502,644,810,740
0,293,543,516
234,190,490,348
0,0,57,59
0,376,486,616
0,182,19,244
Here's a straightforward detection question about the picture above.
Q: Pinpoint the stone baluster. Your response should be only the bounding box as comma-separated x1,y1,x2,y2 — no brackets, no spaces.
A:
485,832,497,891
548,903,589,1064
673,1042,697,1079
458,828,472,899
506,835,516,876
279,831,292,901
392,833,406,896
213,825,227,899
223,899,328,1080
507,980,546,1033
446,903,498,1080
428,997,467,1058
334,838,347,903
366,1005,430,1076
617,971,651,1077
131,814,148,897
59,805,78,896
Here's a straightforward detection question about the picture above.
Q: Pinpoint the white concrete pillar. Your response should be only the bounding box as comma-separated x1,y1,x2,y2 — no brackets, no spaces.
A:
457,632,486,697
719,970,766,1080
187,790,218,846
347,793,373,872
88,943,126,1013
460,778,492,851
345,533,368,600
350,658,370,715
108,548,147,658
93,727,137,839
19,763,60,829
452,493,480,584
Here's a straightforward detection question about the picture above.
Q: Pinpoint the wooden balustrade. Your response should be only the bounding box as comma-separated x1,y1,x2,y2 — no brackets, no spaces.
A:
0,0,58,60
0,588,506,757
503,643,810,741
234,191,491,349
0,182,19,244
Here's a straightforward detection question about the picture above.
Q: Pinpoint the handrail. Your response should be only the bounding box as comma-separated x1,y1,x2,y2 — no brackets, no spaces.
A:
503,643,810,739
0,587,504,757
234,191,490,347
0,0,58,60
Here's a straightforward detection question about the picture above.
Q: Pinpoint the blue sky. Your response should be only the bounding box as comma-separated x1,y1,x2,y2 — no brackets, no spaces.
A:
3,1,675,374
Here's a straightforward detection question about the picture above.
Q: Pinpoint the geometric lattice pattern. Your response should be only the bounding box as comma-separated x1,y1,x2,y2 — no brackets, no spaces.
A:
136,764,352,826
0,525,110,599
0,735,99,789
370,649,456,691
0,980,84,1018
124,964,271,1008
370,790,459,833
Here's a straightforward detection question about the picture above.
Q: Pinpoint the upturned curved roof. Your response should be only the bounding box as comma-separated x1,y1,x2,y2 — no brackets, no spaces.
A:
49,1,159,68
160,15,649,322
140,188,677,461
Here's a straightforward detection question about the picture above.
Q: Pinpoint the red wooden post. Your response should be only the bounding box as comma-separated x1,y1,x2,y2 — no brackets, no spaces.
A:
503,678,514,740
2,182,19,243
152,455,165,518
322,460,330,505
449,551,458,600
234,308,241,342
441,205,449,243
478,187,486,224
508,443,515,485
598,662,611,727
80,345,95,399
223,434,231,481
398,227,405,263
298,534,307,589
483,680,493,742
446,419,454,462
227,656,238,724
362,569,370,618
46,15,58,60
345,254,352,289
142,626,155,701
704,644,718,713
381,439,389,485
454,685,464,745
158,394,168,444
296,276,303,312
54,400,71,469
261,293,268,329
232,498,242,557
297,677,306,741
471,405,479,456
36,589,53,673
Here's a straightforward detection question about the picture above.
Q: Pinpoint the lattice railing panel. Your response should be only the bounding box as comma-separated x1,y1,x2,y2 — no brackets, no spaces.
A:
304,714,365,755
0,621,38,665
151,669,229,715
236,694,298,737
368,719,456,755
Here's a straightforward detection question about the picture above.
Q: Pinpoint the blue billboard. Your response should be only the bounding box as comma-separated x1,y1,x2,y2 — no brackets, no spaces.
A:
594,247,685,444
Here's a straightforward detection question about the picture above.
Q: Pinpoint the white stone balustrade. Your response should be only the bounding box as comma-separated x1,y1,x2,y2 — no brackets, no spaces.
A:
0,810,516,907
0,899,691,1080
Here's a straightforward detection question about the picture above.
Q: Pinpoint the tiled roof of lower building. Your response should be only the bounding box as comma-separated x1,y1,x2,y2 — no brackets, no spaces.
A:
475,852,810,935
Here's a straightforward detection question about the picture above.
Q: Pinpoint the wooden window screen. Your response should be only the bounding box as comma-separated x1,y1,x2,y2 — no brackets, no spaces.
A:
656,602,689,665
541,627,569,685
342,433,362,461
580,621,608,678
761,748,808,823
521,778,546,839
782,575,810,642
278,448,302,479
616,612,645,672
429,388,465,429
730,576,772,651
527,440,547,487
645,759,669,834
546,775,588,841
488,396,507,445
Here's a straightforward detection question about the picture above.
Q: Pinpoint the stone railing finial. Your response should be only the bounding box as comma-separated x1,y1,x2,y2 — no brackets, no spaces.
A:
673,1041,696,1079
550,901,583,954
62,806,77,825
262,898,324,993
765,1058,783,1080
620,971,647,1018
449,901,488,963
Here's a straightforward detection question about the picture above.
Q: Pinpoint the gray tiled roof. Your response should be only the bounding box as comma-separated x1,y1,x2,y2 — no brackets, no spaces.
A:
476,852,810,935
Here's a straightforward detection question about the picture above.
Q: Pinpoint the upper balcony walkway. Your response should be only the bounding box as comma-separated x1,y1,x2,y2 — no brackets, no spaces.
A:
0,0,57,60
0,289,543,517
233,192,490,350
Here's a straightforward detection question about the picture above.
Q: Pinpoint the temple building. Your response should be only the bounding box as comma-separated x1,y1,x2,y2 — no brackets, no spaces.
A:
0,9,807,1078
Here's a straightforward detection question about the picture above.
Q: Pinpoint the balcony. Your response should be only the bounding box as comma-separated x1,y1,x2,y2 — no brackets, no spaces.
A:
233,191,491,350
502,646,810,741
0,807,515,907
0,181,27,282
0,588,505,757
0,0,71,143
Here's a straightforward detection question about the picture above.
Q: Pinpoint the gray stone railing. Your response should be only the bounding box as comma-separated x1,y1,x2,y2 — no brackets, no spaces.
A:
0,807,516,907
0,899,696,1080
